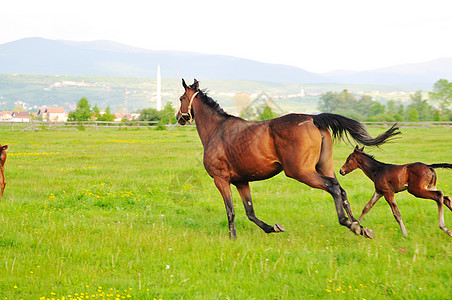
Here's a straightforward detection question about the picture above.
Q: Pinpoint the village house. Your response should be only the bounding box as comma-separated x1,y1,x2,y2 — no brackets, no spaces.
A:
114,113,139,122
0,111,12,121
37,107,68,122
11,111,30,122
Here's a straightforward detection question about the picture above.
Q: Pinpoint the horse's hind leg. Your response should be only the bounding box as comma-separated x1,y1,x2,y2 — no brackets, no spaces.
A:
409,187,452,236
287,169,372,237
444,195,452,212
235,183,285,233
314,129,373,237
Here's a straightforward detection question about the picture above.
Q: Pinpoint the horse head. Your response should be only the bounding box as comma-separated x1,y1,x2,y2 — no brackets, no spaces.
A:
0,144,8,162
340,145,364,176
177,78,200,125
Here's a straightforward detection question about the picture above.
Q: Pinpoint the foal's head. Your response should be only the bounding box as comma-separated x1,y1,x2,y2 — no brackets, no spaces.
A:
340,145,364,176
176,78,200,125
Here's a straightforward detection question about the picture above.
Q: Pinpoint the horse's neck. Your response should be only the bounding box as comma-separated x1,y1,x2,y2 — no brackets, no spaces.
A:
193,100,228,147
357,155,384,182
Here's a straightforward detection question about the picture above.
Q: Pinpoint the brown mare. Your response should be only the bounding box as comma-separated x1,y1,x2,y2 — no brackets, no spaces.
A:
0,144,8,199
340,146,452,236
176,79,400,239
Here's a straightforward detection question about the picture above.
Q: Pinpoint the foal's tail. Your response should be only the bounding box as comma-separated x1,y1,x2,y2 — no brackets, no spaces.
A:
428,164,452,169
312,113,401,146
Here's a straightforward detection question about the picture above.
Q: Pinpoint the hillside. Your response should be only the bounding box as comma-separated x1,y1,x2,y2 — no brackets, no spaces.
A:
0,38,326,83
1,38,451,88
0,74,416,114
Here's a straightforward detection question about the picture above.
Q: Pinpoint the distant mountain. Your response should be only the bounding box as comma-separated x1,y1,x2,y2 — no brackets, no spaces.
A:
0,37,327,83
0,37,451,88
325,58,452,88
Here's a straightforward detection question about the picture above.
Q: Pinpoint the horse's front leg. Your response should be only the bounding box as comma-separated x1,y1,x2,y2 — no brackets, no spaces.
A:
213,177,236,239
0,166,5,200
235,182,285,233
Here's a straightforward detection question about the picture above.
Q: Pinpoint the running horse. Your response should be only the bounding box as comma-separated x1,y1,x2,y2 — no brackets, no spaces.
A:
177,79,400,239
340,146,452,236
0,144,8,199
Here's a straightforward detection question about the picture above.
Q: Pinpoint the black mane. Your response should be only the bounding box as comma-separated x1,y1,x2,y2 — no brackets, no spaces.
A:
359,150,389,165
198,89,233,118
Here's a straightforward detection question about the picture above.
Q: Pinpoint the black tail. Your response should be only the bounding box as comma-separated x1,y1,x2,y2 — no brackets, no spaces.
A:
428,164,452,169
313,113,401,146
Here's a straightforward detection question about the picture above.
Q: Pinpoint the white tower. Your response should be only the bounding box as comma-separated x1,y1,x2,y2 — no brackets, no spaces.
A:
156,65,162,111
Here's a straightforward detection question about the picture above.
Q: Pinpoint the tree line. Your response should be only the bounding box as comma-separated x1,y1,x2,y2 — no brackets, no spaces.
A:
69,79,452,124
69,97,178,124
318,79,452,122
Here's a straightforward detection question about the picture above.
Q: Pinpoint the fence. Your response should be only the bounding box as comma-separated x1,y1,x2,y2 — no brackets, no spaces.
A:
0,120,451,132
363,121,452,128
0,121,162,131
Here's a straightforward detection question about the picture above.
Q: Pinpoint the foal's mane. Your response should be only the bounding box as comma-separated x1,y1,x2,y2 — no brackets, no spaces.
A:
358,150,388,165
198,89,233,118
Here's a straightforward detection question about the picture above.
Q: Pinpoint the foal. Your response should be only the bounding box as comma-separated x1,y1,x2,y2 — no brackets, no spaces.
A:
0,144,8,199
340,146,452,236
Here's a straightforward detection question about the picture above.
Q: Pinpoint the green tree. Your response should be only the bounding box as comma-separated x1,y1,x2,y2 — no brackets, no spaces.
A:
68,97,92,121
12,105,26,112
257,106,276,121
318,90,358,116
429,79,452,110
138,108,160,122
406,91,432,121
369,102,385,117
92,104,101,120
407,108,419,121
318,92,338,113
355,95,374,118
159,102,177,124
97,106,115,121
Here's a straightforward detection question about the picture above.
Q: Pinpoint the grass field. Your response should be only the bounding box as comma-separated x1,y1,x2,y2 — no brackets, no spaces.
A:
0,126,451,299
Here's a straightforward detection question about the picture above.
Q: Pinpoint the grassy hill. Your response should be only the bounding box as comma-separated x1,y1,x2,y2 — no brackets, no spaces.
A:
0,74,417,115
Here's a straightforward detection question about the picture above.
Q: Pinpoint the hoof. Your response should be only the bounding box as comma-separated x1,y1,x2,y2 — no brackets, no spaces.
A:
446,230,452,237
273,224,285,232
350,222,361,236
363,227,376,239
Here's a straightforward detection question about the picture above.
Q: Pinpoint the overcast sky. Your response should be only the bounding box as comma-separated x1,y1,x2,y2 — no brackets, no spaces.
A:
1,0,451,73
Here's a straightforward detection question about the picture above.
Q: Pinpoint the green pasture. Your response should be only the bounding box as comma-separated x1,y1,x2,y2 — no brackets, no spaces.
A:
0,126,451,299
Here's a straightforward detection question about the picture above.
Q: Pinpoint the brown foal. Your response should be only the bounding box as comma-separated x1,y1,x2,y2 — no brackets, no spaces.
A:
340,146,452,237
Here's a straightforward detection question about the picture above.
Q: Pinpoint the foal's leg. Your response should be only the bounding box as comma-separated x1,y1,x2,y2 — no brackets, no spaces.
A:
409,187,452,236
213,177,236,239
235,182,285,233
358,191,383,223
383,193,408,237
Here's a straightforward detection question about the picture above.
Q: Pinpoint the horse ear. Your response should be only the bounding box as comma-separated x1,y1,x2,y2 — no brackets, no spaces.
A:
182,78,188,90
354,145,359,151
360,146,365,152
1,145,7,151
193,78,199,91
